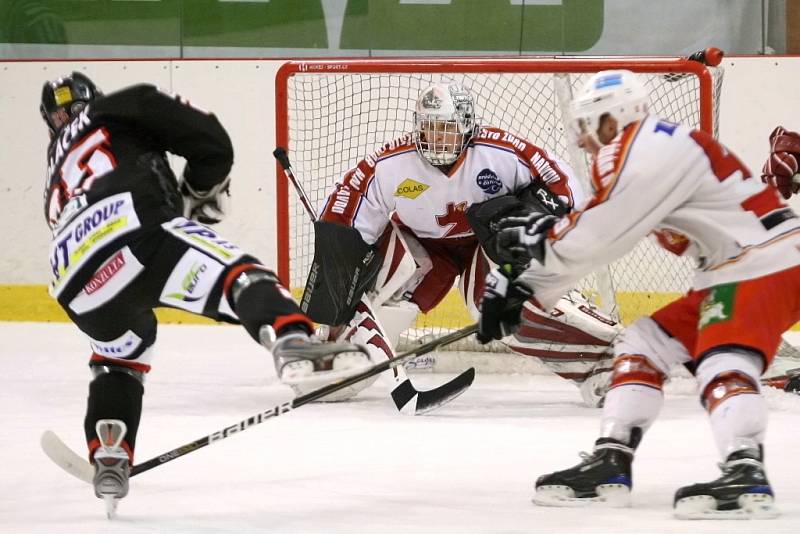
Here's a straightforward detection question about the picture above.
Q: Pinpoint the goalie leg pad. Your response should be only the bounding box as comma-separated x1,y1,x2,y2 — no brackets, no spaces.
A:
506,290,620,405
372,223,430,308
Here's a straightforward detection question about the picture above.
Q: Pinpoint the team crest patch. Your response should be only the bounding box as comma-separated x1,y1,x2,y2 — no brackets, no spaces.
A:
394,178,429,199
698,283,737,329
476,169,502,194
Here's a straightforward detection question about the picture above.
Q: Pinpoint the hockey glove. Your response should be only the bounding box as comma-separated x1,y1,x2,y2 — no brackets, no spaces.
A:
180,175,230,225
477,267,533,344
762,126,800,200
495,212,558,265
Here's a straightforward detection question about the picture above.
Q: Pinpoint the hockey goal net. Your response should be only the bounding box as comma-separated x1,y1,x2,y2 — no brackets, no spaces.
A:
275,56,724,353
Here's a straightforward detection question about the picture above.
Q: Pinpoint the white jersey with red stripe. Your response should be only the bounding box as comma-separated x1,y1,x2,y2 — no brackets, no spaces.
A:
320,127,583,245
520,115,800,309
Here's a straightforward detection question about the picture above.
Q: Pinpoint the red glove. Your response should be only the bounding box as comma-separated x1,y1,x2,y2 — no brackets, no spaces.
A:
762,126,800,199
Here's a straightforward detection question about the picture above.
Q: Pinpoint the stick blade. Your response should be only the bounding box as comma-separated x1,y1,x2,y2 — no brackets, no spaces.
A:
391,367,476,415
41,430,94,484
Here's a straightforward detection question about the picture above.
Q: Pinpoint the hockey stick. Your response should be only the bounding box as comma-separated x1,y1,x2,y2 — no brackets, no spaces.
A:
273,146,476,415
42,323,478,484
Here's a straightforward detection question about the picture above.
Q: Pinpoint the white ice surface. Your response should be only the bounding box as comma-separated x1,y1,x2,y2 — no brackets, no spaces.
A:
2,322,799,533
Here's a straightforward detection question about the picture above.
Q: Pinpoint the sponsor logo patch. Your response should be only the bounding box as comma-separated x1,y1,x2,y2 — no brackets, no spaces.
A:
83,250,126,295
162,218,243,265
394,178,429,199
49,193,141,297
476,168,502,194
166,262,209,302
89,330,142,359
159,248,225,313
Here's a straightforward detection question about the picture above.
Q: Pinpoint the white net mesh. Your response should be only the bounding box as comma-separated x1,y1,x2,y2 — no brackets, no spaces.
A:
280,60,724,352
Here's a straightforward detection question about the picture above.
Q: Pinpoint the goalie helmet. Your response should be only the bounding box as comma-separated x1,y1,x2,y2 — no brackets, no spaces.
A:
570,70,649,146
413,82,476,166
40,71,102,137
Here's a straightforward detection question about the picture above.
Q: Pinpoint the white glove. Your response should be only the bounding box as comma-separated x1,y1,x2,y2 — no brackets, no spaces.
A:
179,175,230,225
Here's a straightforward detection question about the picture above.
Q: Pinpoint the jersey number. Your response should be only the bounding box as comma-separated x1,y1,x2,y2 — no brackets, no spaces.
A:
690,129,784,222
61,128,117,193
689,130,750,182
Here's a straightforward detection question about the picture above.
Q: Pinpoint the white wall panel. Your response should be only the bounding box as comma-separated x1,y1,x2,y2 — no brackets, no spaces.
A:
2,57,798,284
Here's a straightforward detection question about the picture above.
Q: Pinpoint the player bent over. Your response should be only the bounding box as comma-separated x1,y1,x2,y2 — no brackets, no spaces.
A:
41,73,366,513
479,70,800,518
301,81,620,405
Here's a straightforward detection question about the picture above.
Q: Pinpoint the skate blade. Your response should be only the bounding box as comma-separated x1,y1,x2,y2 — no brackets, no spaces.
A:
533,484,631,508
674,493,780,520
103,495,119,520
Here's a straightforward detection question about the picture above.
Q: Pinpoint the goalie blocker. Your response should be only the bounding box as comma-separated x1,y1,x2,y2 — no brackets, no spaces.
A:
301,220,382,325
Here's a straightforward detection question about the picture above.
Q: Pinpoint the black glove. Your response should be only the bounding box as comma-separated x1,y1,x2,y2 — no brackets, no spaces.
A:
477,267,534,344
179,175,230,225
495,212,558,265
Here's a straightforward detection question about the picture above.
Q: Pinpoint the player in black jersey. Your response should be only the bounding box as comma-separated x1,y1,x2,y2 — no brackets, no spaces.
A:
41,72,369,511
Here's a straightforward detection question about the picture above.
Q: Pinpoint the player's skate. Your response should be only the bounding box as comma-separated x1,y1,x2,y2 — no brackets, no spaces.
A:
92,419,130,519
673,447,779,519
533,436,635,507
262,327,372,401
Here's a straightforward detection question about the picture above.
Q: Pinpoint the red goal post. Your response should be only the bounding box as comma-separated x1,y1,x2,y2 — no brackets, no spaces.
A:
275,55,723,350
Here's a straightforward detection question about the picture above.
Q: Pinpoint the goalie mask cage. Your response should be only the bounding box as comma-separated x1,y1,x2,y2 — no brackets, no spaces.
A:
275,56,723,352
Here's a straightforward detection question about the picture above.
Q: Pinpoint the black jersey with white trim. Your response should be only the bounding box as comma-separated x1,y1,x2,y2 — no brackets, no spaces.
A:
43,84,233,233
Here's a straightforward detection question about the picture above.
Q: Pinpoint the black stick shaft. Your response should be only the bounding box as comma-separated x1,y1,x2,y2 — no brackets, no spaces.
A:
274,147,318,221
131,323,477,476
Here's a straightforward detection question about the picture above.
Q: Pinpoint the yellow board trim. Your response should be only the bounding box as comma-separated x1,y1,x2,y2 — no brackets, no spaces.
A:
3,284,798,331
0,285,217,324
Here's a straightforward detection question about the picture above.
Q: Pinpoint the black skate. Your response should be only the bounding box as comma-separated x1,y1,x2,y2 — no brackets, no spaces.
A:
533,437,635,507
93,420,130,519
673,448,778,519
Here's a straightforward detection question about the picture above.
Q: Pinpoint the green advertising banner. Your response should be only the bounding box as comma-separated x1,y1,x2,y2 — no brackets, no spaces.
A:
0,0,603,56
341,0,602,52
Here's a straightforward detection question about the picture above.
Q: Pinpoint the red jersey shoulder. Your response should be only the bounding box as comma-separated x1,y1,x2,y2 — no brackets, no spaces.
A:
590,120,643,194
342,133,415,192
372,133,416,164
472,126,535,155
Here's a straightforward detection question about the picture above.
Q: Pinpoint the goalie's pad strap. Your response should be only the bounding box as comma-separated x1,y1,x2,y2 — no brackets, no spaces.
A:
301,221,382,325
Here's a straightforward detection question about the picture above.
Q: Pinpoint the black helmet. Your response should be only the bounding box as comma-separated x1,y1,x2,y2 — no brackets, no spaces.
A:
40,72,102,136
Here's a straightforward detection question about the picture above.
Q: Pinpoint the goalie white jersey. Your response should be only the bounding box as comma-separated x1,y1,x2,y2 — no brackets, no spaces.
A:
320,127,584,244
521,115,800,308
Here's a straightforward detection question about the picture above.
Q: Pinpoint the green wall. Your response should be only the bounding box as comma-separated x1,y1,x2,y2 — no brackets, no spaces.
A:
0,0,602,55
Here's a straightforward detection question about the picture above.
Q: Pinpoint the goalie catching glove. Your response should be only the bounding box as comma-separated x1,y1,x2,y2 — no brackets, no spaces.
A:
477,266,534,343
762,126,800,199
179,172,230,224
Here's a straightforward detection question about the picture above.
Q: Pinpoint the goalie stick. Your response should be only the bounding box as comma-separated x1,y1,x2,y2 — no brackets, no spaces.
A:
273,146,476,415
41,323,479,484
